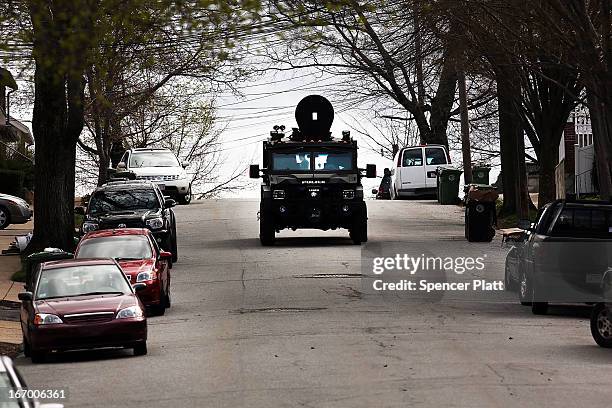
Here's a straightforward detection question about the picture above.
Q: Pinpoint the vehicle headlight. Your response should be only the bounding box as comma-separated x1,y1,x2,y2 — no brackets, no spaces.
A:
136,271,155,282
82,221,99,233
146,217,164,230
273,190,285,200
116,306,144,319
34,313,63,325
342,190,355,199
178,173,187,180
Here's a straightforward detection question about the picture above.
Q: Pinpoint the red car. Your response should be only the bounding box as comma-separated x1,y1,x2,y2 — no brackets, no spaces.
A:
75,228,172,316
19,258,147,363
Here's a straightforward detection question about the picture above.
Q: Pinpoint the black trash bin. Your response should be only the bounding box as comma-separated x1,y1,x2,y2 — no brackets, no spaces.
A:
464,185,498,242
471,165,491,185
436,167,463,205
25,249,74,291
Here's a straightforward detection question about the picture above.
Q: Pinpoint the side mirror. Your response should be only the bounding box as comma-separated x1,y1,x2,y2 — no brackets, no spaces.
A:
517,219,533,231
18,292,33,301
132,283,147,292
366,164,376,178
117,162,127,170
249,164,261,179
371,189,379,195
182,161,190,169
159,250,172,260
164,198,176,208
74,206,86,216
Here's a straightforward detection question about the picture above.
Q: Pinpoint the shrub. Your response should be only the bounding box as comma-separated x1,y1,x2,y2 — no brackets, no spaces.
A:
0,169,25,197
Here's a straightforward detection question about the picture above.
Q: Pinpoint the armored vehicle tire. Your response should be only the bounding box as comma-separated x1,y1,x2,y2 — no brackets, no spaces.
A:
260,211,275,246
350,217,367,245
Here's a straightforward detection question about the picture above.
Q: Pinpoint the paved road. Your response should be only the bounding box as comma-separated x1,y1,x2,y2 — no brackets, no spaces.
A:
15,200,612,407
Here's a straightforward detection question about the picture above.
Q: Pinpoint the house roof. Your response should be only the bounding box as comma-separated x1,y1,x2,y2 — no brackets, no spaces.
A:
0,110,33,145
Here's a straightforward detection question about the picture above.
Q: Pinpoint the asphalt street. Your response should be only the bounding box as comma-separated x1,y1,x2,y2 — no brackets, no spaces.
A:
15,199,612,407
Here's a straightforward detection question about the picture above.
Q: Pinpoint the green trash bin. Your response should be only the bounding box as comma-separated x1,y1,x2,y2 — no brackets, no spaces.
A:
471,166,491,185
25,248,74,291
437,167,463,205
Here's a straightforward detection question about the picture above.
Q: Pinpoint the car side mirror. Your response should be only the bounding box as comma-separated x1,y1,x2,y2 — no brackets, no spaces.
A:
159,250,172,260
117,162,127,170
517,219,533,231
74,206,86,216
371,189,378,195
249,164,260,179
132,283,147,292
182,161,190,169
18,291,33,301
164,198,176,208
366,164,376,178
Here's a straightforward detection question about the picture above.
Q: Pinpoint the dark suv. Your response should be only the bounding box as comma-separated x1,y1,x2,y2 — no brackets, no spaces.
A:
76,180,178,262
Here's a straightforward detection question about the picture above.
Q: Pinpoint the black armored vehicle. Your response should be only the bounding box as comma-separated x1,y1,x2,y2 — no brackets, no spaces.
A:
249,95,376,245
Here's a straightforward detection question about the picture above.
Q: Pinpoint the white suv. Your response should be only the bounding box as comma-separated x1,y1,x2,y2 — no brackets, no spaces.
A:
117,148,192,204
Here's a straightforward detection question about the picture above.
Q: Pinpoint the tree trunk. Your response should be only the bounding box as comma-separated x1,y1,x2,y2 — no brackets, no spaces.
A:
429,51,458,150
497,72,520,216
26,1,88,253
537,135,559,207
458,71,472,184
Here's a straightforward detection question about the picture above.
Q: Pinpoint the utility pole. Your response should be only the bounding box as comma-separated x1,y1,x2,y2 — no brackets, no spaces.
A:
458,71,472,184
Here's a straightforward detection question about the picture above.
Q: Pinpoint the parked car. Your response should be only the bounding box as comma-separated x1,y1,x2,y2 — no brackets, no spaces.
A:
116,148,192,204
19,259,148,363
0,355,64,407
390,145,450,199
505,199,612,315
75,229,172,316
0,193,32,230
76,180,178,263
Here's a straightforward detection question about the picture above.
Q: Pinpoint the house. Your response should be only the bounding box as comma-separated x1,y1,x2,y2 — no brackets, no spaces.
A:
0,68,33,162
556,105,596,198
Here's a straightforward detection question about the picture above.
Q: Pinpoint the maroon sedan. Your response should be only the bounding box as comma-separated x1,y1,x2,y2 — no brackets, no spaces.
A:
75,228,172,315
19,259,147,363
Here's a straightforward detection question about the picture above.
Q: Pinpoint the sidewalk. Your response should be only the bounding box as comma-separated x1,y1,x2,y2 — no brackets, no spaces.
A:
0,221,31,349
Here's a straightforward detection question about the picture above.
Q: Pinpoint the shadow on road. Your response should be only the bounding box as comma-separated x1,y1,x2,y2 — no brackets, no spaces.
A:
200,236,357,249
16,348,139,366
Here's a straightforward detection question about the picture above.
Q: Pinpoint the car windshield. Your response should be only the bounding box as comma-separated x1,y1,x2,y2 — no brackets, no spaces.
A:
35,265,132,300
271,150,354,171
76,236,153,260
129,151,180,168
88,189,159,214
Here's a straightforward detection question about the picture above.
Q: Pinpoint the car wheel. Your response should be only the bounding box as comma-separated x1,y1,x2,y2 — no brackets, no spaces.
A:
177,187,192,205
0,206,10,230
591,303,612,347
518,269,532,306
260,211,275,246
133,342,148,356
165,282,171,309
532,302,548,315
30,349,46,364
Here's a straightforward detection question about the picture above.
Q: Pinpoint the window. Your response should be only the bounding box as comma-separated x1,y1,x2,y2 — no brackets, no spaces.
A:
129,151,180,168
271,152,311,171
313,151,353,171
76,236,153,260
551,207,612,237
402,149,423,167
89,189,160,214
425,148,447,165
36,265,132,300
